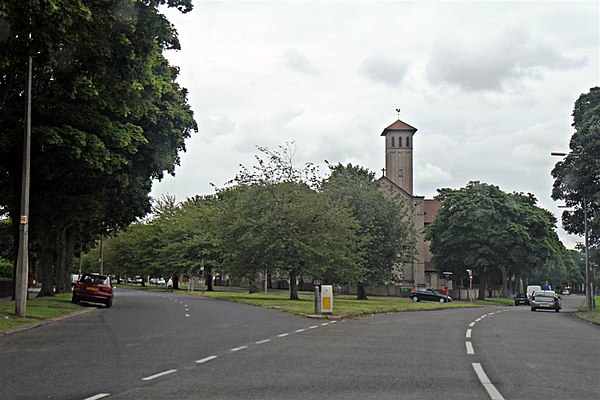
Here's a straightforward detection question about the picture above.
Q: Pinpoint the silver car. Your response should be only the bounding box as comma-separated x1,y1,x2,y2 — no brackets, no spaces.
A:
530,291,561,312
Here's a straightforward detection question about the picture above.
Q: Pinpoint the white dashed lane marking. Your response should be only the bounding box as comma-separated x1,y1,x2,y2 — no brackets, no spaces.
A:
465,309,512,400
142,369,177,381
230,346,248,352
196,355,217,364
256,339,272,344
472,363,505,400
466,341,475,354
84,394,110,400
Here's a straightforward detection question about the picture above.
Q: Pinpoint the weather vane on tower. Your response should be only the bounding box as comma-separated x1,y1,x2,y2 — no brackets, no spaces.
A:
395,108,401,120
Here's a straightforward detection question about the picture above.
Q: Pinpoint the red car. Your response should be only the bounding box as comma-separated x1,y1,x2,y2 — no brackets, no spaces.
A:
72,273,114,308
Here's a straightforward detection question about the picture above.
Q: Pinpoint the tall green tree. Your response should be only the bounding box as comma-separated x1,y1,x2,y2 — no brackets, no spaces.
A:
0,1,197,296
551,87,599,263
216,145,362,300
322,163,415,300
157,195,222,291
426,182,562,299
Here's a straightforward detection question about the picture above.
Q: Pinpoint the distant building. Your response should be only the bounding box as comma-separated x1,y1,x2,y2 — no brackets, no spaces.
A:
377,118,445,289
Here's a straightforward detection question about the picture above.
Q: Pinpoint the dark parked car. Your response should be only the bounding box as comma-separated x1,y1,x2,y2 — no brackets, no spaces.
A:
530,291,561,312
514,292,529,306
410,287,452,303
72,273,114,308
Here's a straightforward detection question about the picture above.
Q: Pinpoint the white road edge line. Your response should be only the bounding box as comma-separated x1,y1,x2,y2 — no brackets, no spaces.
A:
277,333,290,337
466,341,475,354
320,322,329,326
472,363,505,400
295,328,306,333
466,329,472,338
196,355,217,364
84,394,110,400
469,322,476,327
142,369,177,381
231,346,248,352
308,325,319,329
256,339,272,344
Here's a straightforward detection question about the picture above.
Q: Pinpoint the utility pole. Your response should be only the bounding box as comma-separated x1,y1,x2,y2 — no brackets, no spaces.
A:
583,200,594,311
15,55,33,317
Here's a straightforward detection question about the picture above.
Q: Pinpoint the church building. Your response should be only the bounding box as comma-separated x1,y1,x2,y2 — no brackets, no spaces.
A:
376,118,446,290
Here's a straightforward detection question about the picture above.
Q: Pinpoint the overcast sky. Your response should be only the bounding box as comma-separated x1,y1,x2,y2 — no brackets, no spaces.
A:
152,1,599,248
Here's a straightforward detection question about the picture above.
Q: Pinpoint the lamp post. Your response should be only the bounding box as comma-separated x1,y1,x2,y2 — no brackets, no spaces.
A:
552,151,594,311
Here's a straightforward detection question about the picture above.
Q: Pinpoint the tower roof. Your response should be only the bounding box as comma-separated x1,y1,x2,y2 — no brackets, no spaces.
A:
381,119,418,136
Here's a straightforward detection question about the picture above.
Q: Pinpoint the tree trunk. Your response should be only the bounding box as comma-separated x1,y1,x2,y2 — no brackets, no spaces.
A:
289,269,299,300
356,283,368,300
54,227,74,294
205,267,213,291
64,227,75,289
37,243,55,297
477,265,486,300
267,271,272,289
498,265,510,298
173,275,179,290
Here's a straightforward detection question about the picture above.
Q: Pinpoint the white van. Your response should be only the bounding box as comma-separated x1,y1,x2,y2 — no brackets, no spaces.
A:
526,285,542,300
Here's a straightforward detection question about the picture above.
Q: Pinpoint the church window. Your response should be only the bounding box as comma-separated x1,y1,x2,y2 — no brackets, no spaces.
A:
398,168,403,177
399,136,402,147
391,137,395,147
406,137,410,148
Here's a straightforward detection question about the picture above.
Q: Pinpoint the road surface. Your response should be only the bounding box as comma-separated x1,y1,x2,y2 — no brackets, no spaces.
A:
0,290,597,399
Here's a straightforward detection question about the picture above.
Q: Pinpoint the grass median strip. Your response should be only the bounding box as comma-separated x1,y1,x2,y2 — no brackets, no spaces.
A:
183,289,481,318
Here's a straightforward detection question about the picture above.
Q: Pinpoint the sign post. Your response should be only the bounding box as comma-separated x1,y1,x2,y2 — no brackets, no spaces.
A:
466,269,473,301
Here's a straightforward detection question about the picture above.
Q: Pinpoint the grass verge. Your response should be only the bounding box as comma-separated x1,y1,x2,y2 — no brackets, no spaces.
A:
575,295,600,325
0,293,81,333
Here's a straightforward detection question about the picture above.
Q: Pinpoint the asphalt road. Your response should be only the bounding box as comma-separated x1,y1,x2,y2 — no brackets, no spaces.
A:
0,290,598,400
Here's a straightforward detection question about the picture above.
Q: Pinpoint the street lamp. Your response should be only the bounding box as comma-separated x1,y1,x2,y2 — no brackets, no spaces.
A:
552,151,594,311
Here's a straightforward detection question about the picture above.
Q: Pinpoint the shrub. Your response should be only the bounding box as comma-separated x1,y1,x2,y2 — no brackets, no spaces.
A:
0,259,12,279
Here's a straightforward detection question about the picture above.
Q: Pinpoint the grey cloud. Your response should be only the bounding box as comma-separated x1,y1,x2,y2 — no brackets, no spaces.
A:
282,49,321,75
360,55,408,87
426,29,587,92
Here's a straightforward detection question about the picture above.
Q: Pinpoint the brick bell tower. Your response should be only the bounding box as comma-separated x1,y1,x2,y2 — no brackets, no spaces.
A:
381,113,418,195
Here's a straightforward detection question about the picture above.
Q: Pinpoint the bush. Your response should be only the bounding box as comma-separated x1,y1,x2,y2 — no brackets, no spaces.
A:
0,259,12,279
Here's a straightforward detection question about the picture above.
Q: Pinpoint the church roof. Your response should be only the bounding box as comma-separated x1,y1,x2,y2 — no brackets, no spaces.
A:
376,176,413,199
381,119,418,136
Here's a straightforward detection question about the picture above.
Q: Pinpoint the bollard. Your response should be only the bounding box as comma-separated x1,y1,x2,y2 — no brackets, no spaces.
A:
314,285,320,314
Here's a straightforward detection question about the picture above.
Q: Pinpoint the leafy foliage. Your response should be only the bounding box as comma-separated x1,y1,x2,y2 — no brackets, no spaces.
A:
322,163,415,299
216,145,362,300
426,182,563,298
0,1,197,296
551,86,599,257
